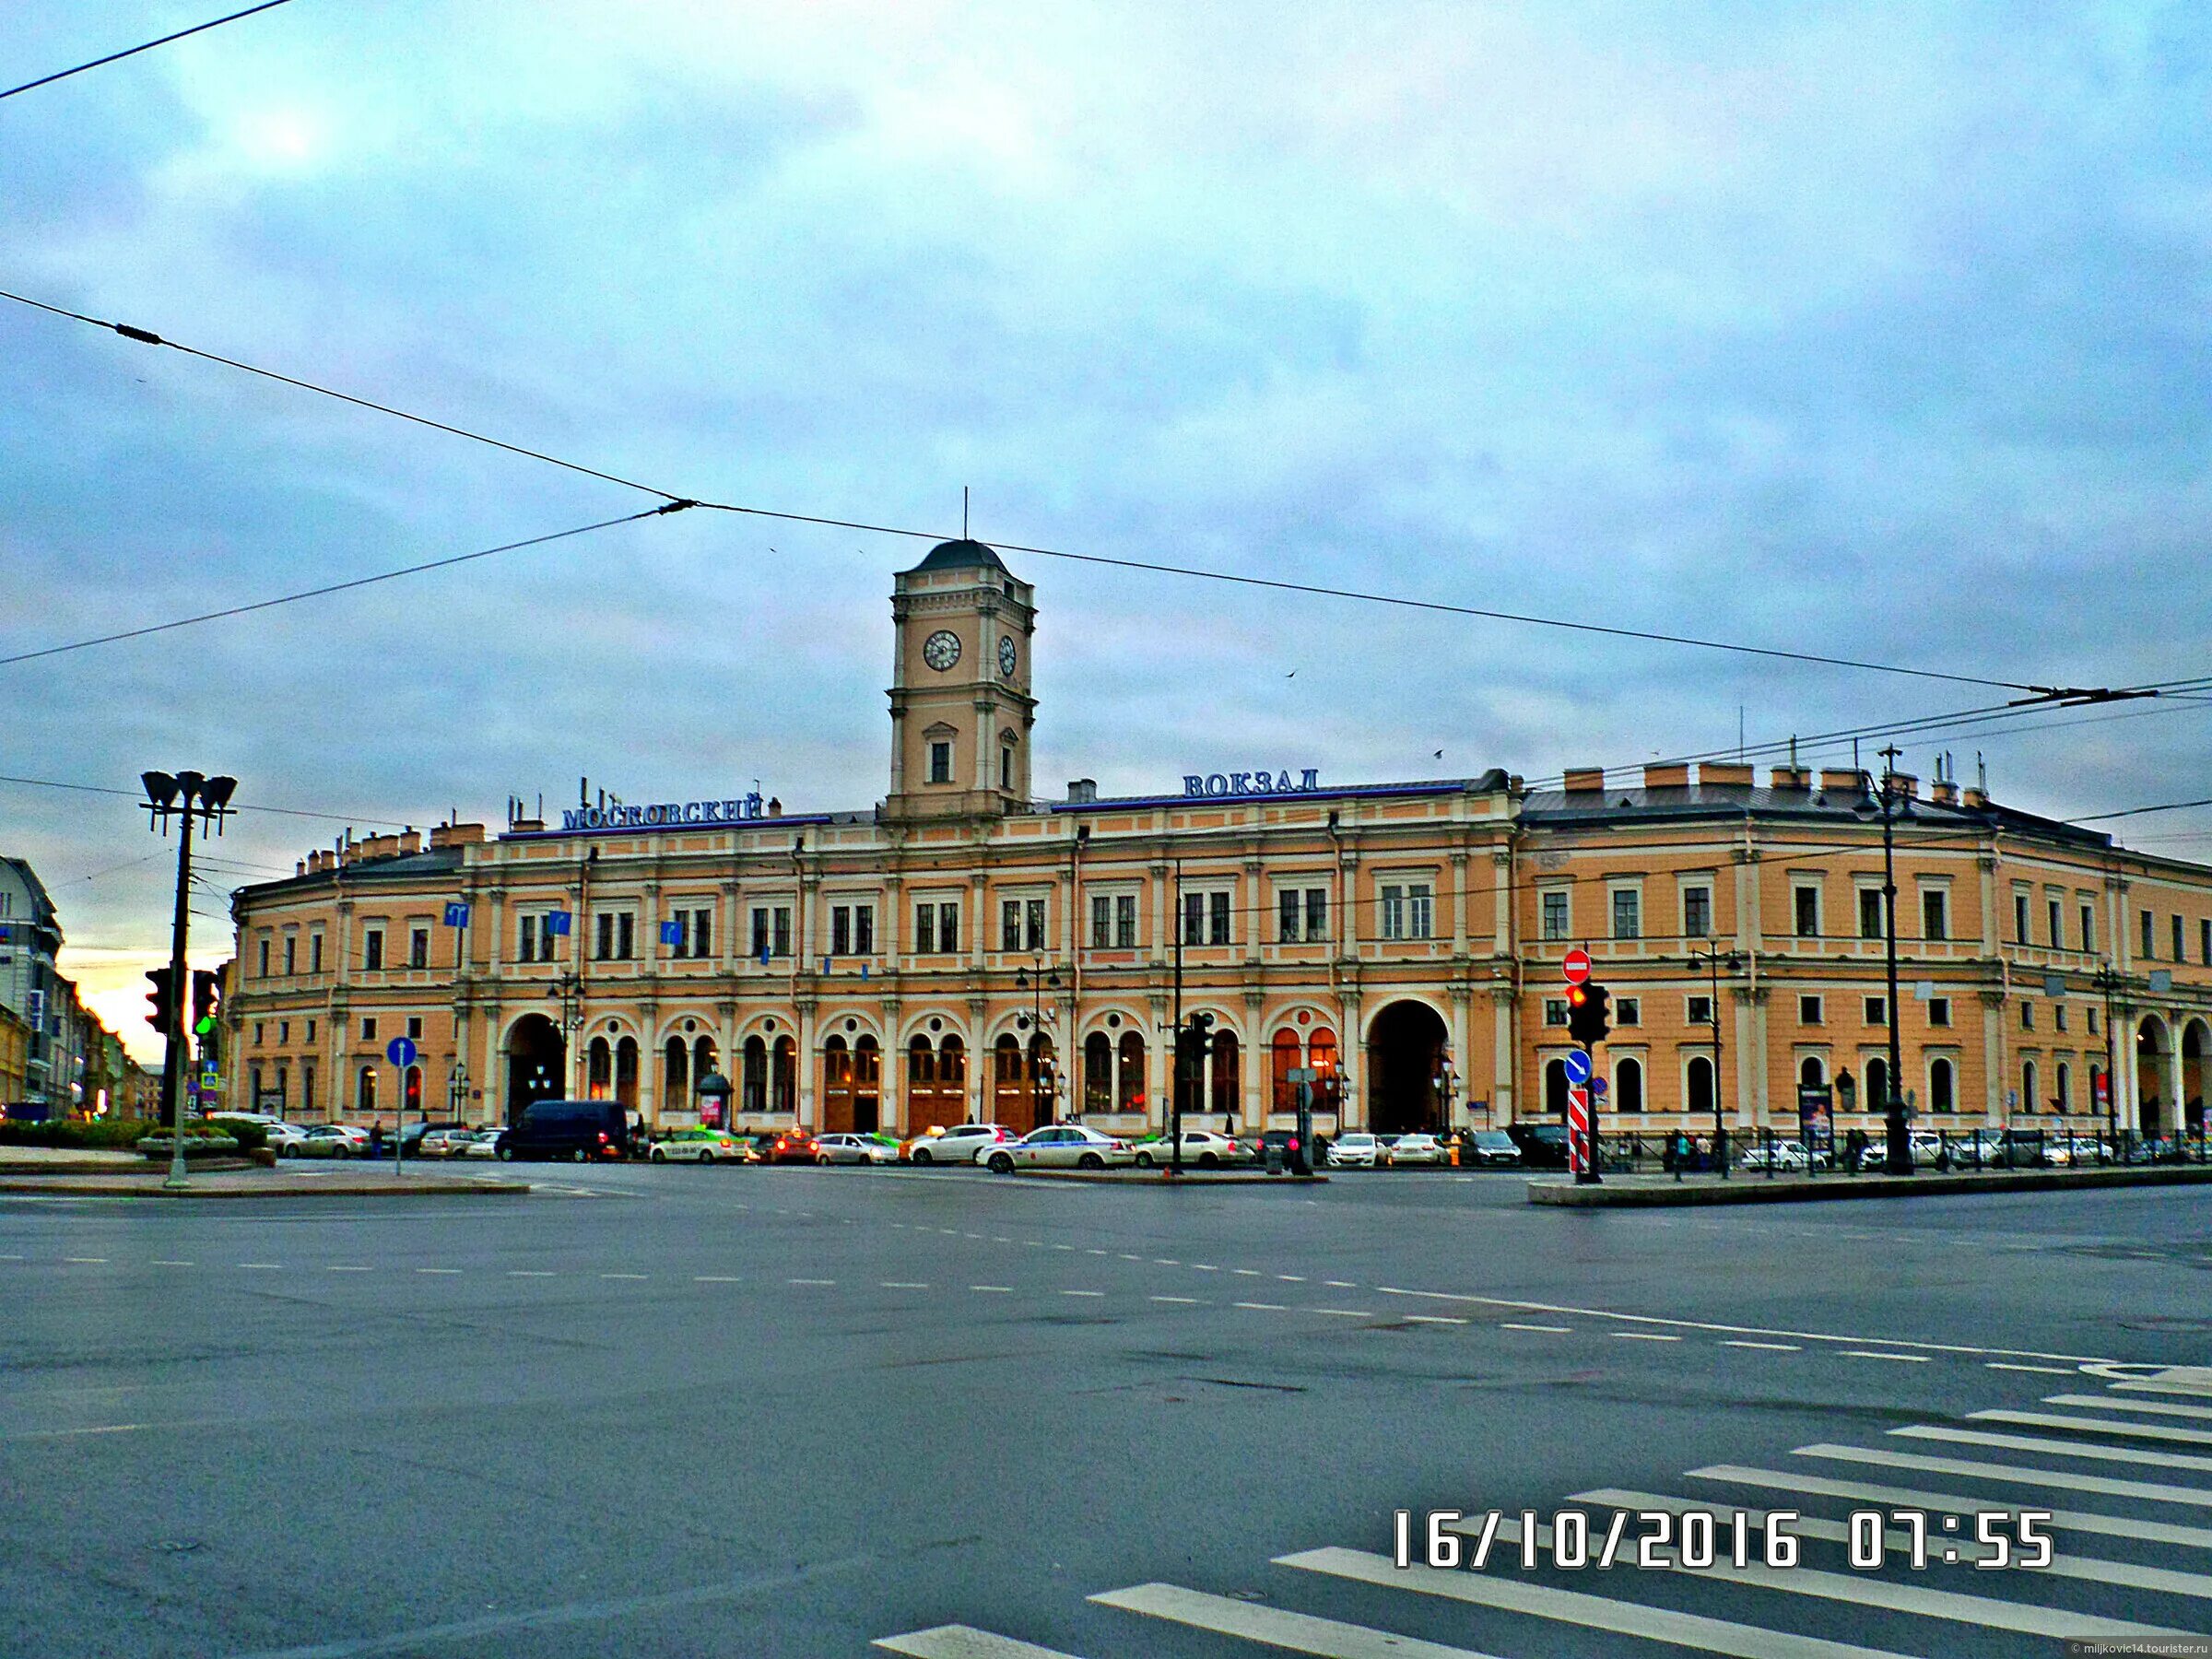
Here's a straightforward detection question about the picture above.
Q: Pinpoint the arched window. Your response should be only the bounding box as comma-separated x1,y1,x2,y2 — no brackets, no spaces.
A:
1210,1031,1240,1120
1029,1032,1055,1121
692,1037,718,1094
771,1036,796,1114
1798,1055,1825,1088
2021,1060,2038,1119
853,1036,881,1133
2055,1061,2071,1111
742,1035,768,1112
664,1037,688,1110
587,1037,612,1100
1309,1027,1339,1111
1545,1058,1570,1116
1270,1030,1300,1112
357,1065,377,1115
1615,1056,1643,1112
1116,1030,1145,1111
404,1065,423,1116
1084,1032,1112,1112
993,1034,1027,1122
1929,1056,1955,1113
615,1036,639,1110
1687,1055,1715,1115
938,1034,966,1090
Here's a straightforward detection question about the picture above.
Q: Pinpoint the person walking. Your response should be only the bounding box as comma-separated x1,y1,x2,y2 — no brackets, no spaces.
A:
367,1119,384,1160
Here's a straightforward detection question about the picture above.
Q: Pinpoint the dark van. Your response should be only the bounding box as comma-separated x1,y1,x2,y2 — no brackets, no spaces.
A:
494,1100,629,1162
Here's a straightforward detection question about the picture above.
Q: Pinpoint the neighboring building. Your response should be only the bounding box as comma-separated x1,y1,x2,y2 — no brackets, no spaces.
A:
0,1000,29,1105
0,855,71,1112
222,540,2212,1143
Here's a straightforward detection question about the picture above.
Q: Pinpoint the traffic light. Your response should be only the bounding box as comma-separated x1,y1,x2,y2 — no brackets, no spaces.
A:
145,966,179,1035
1567,981,1613,1047
191,969,221,1035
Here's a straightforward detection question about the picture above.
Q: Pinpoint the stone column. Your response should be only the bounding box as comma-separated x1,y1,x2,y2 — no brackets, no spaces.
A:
1981,990,2006,1126
1491,985,1516,1125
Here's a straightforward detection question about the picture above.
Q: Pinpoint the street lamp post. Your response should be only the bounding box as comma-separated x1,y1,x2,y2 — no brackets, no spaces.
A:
1876,749,1912,1175
1686,942,1742,1179
1015,955,1059,1130
554,971,584,1102
140,770,237,1192
447,1062,470,1125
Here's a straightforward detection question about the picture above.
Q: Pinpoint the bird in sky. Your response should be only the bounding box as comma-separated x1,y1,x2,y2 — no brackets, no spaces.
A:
1286,669,1296,678
1434,749,1444,759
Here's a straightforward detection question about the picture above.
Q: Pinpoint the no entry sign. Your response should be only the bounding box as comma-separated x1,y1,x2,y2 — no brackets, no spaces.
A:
1562,947,1591,984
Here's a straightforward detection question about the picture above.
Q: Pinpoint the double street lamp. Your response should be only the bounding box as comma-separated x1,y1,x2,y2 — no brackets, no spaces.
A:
1014,957,1060,1128
1683,941,1742,1179
141,770,237,1192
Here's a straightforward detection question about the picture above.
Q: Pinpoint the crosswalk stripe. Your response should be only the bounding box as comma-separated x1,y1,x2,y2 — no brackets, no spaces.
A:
1895,1425,2212,1474
1091,1581,1503,1658
1278,1547,1918,1659
873,1623,1090,1658
2042,1393,2212,1423
1453,1517,2204,1643
1971,1408,2212,1447
1574,1487,2212,1602
1803,1441,2212,1509
1690,1462,2212,1551
2117,1369,2212,1400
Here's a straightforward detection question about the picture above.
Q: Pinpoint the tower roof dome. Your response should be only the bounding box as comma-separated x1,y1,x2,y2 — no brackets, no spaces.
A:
908,537,1008,574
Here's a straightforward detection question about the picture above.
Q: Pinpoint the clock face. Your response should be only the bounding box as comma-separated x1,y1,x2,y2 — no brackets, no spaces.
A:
922,629,961,672
998,635,1018,677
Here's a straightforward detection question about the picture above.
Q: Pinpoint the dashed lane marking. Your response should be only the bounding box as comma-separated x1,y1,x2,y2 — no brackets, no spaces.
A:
1502,1323,1572,1334
1406,1315,1468,1325
1311,1308,1371,1318
693,1276,741,1283
1986,1362,2075,1374
882,1281,930,1289
1148,1296,1202,1305
787,1278,835,1286
1615,1332,1681,1343
1723,1340,1801,1352
507,1270,554,1277
971,1286,1014,1293
600,1272,648,1281
239,1262,282,1270
1841,1350,1930,1363
62,1256,106,1264
417,1267,462,1276
326,1265,371,1274
1277,1274,1306,1282
1234,1301,1288,1312
150,1260,193,1267
1231,1268,1264,1277
1060,1290,1105,1298
1324,1280,1358,1288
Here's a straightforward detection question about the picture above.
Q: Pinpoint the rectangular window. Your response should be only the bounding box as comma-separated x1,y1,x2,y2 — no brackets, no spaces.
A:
1278,889,1300,943
771,908,791,958
406,1016,422,1041
2048,898,2062,947
1000,746,1013,792
1794,887,1820,938
1115,894,1136,948
1799,994,1823,1025
1858,888,1885,940
2174,914,2186,963
361,1017,378,1041
1682,885,1712,938
2142,910,2156,959
1209,890,1230,945
409,926,429,970
596,912,615,960
279,1019,289,1044
2021,1001,2034,1030
692,907,713,958
1543,997,1569,1027
853,904,873,954
311,934,324,973
306,1018,315,1042
1305,888,1326,941
2081,903,2096,954
1381,885,1405,941
1090,894,1112,949
1929,996,1952,1028
1406,883,1432,939
363,929,383,971
1921,889,1948,942
1611,888,1640,941
2053,1004,2067,1032
284,936,297,975
618,913,635,959
936,901,959,953
1182,891,1205,946
1865,994,1888,1025
1687,994,1712,1026
914,902,935,955
1540,890,1569,941
928,741,952,784
751,907,771,958
257,938,270,977
1001,899,1022,953
1613,996,1640,1027
1026,898,1045,951
831,906,853,957
2088,1006,2099,1034
253,1022,265,1045
2014,892,2030,944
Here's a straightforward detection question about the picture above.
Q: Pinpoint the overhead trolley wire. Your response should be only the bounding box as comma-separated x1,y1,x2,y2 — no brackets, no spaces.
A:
1,0,299,102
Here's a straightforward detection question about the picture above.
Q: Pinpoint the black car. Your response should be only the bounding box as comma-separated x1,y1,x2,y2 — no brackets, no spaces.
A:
494,1100,629,1162
1505,1122,1571,1170
1465,1129,1523,1168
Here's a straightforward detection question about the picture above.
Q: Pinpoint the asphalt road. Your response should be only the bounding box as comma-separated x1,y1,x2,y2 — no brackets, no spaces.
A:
1,1163,2206,1658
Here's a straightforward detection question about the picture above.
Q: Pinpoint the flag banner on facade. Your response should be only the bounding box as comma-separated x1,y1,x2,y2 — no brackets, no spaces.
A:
759,944,771,966
660,921,685,947
443,901,470,928
545,911,571,935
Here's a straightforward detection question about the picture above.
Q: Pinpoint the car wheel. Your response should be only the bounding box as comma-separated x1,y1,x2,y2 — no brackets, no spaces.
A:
1198,1152,1220,1170
912,1147,932,1165
651,1148,666,1162
280,1144,298,1159
817,1153,832,1166
572,1148,590,1164
987,1151,1015,1174
335,1145,352,1159
496,1146,513,1161
1077,1152,1104,1171
1135,1150,1154,1168
698,1150,714,1165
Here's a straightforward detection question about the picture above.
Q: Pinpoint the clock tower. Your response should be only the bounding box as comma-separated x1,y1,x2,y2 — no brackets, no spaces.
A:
885,538,1037,820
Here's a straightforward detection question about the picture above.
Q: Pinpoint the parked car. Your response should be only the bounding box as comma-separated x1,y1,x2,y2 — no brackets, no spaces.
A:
981,1124,1136,1172
1856,1132,1940,1171
1385,1132,1447,1167
651,1127,745,1163
1465,1129,1522,1168
1255,1128,1312,1167
292,1124,370,1159
458,1130,500,1159
493,1100,629,1163
256,1120,313,1154
761,1129,818,1164
417,1126,479,1158
1506,1122,1571,1170
1738,1139,1811,1172
1131,1130,1251,1170
815,1132,900,1166
1327,1133,1382,1168
903,1124,1014,1165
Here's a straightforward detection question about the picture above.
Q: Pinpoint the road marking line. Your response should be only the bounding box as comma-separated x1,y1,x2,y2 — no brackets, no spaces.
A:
992,1237,1012,1243
1148,1296,1201,1305
1986,1362,2076,1374
1052,1244,1076,1251
1843,1350,1931,1363
1234,1301,1288,1312
239,1262,283,1270
0,1253,23,1260
694,1276,741,1283
63,1256,107,1264
1154,1258,1181,1265
1723,1340,1802,1351
1277,1274,1306,1282
1615,1332,1681,1343
326,1265,372,1274
1502,1323,1571,1333
874,1622,1093,1658
2118,1371,2212,1400
787,1277,834,1286
940,1229,959,1236
1690,1463,2212,1551
507,1270,555,1277
1972,1408,2212,1446
1119,1253,1143,1261
1406,1315,1467,1325
1801,1441,2212,1508
2043,1393,2212,1423
1311,1308,1371,1318
1325,1280,1358,1288
150,1260,194,1267
1278,1547,1912,1659
882,1282,929,1289
970,1286,1013,1293
14,1423,154,1441
599,1272,648,1281
417,1267,462,1275
1060,1289,1105,1298
1091,1581,1506,1658
1231,1268,1264,1277
1085,1248,1108,1255
1892,1426,2212,1474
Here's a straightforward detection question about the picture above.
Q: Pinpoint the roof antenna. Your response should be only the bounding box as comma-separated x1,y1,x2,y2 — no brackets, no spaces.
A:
1977,751,1987,794
963,486,970,539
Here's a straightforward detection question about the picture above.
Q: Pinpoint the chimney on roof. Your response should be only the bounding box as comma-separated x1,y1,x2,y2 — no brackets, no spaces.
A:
1771,766,1812,791
1818,768,1865,795
1563,767,1606,794
397,830,422,855
1642,762,1690,790
1886,771,1919,801
1066,778,1097,804
1963,784,1989,808
1930,779,1959,806
429,822,486,848
1699,762,1754,789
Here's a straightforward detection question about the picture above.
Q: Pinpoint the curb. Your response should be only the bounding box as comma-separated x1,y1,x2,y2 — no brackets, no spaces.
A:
1011,1168,1330,1186
0,1178,533,1198
1528,1164,2212,1206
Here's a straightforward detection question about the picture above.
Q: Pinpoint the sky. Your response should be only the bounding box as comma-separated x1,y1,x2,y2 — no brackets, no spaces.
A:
3,1,2208,1063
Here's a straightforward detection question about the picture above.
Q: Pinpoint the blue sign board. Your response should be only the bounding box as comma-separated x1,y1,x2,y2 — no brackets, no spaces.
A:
545,910,571,936
443,901,470,928
1562,1049,1593,1086
1182,769,1321,800
386,1036,418,1068
659,921,685,947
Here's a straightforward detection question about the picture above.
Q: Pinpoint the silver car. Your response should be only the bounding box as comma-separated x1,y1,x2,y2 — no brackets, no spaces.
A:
1131,1130,1251,1170
980,1124,1136,1172
904,1124,1015,1165
1385,1133,1447,1166
293,1124,370,1159
815,1133,900,1166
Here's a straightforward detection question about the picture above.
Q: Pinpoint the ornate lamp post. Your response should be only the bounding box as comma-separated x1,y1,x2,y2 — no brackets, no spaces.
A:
140,770,236,1192
1685,941,1743,1178
1015,955,1060,1128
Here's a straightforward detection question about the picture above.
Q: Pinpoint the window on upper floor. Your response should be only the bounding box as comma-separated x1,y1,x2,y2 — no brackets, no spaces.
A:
2021,1001,2034,1030
409,926,429,970
1277,887,1328,944
1921,889,1948,942
362,928,384,971
1381,882,1433,941
2202,918,2210,966
1865,994,1888,1025
1543,997,1569,1027
1114,894,1135,948
832,905,855,957
361,1017,378,1041
1799,994,1823,1024
283,935,296,975
257,938,270,977
1859,888,1885,940
1682,885,1712,938
1928,996,1952,1028
2088,1005,2099,1034
914,902,936,955
1611,888,1640,941
311,933,324,973
928,741,953,785
1687,994,1713,1027
1613,996,1641,1026
1794,886,1820,937
406,1016,422,1041
2053,1004,2067,1032
2174,914,2186,963
2014,892,2030,944
1091,894,1112,949
2142,910,2156,959
1540,889,1570,941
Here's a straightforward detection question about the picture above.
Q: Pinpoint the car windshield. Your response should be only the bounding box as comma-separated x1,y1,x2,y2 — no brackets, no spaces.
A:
1474,1133,1512,1147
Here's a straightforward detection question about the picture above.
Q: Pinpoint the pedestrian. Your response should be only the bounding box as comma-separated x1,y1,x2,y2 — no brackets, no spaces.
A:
368,1119,384,1159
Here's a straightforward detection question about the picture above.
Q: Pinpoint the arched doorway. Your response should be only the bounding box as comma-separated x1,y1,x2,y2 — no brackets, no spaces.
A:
1687,1055,1715,1116
662,1037,689,1115
823,1036,856,1135
504,1014,564,1121
1615,1056,1644,1112
907,1034,965,1134
1367,1000,1448,1134
853,1036,881,1133
2183,1020,2208,1133
2137,1016,2172,1136
1545,1057,1570,1117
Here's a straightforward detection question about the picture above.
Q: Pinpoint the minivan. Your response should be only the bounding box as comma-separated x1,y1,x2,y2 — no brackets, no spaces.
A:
493,1100,629,1162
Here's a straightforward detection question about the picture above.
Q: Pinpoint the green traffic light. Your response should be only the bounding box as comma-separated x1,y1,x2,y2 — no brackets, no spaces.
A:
194,1016,217,1036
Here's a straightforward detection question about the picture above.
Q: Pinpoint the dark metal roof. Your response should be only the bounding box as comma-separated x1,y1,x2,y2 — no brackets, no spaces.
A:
907,537,1008,574
1521,782,2113,850
232,845,463,899
1054,770,1512,814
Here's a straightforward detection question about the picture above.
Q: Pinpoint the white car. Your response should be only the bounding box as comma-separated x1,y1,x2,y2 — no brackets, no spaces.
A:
1131,1131,1252,1170
254,1120,313,1153
291,1124,371,1159
904,1124,1016,1165
979,1124,1136,1172
815,1133,900,1166
460,1131,500,1159
1385,1133,1446,1167
649,1127,746,1163
1327,1133,1381,1168
418,1127,478,1158
1856,1133,1940,1171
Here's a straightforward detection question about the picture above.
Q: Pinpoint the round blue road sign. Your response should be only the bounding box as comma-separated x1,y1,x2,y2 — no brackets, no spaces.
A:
1562,1048,1593,1086
386,1036,418,1068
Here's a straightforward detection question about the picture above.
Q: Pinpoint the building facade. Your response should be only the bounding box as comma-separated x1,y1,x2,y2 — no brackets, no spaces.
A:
223,540,2212,1145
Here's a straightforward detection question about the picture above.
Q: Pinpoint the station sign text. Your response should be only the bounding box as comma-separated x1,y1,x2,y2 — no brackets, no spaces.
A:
1182,769,1321,799
560,793,766,832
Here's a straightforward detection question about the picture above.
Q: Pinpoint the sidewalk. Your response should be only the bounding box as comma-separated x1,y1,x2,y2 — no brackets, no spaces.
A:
0,1156,529,1198
1529,1163,2212,1206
